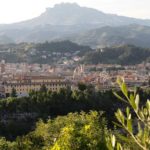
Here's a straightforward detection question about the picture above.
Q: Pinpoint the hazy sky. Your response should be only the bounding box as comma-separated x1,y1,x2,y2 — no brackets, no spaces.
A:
0,0,150,24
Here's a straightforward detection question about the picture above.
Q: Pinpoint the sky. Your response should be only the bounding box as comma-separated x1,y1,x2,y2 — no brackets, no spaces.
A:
0,0,150,24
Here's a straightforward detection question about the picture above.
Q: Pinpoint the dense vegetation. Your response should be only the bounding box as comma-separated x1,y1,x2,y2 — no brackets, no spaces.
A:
0,41,91,64
0,111,110,150
0,84,119,139
1,42,150,65
82,45,150,65
35,40,91,53
0,81,149,149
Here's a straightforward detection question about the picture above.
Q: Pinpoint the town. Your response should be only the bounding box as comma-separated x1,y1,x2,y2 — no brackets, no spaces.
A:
0,60,149,98
0,1,150,149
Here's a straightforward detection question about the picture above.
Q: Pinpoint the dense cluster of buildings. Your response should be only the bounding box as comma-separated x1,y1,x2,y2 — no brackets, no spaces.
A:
0,60,70,97
0,60,149,98
72,63,150,90
0,75,68,98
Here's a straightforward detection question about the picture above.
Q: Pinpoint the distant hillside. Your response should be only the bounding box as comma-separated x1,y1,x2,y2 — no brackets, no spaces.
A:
0,41,91,64
0,42,149,65
35,40,91,53
67,25,150,48
82,45,150,65
0,35,14,44
1,3,150,44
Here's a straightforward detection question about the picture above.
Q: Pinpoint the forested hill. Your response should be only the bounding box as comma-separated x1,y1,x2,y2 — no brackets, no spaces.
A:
82,45,150,65
0,41,91,64
0,42,150,65
35,40,91,53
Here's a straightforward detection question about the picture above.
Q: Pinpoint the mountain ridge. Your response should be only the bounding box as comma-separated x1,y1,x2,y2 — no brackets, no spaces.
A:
2,3,150,26
2,3,150,27
65,24,150,48
1,3,150,46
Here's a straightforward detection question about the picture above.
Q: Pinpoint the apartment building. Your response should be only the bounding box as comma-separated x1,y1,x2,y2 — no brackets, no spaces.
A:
3,75,69,97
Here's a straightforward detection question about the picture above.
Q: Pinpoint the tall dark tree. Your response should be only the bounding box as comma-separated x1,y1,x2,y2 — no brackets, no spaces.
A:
40,84,47,93
11,87,17,97
77,83,87,91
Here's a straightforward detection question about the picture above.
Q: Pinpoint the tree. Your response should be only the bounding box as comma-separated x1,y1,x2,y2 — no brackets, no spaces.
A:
40,84,47,93
0,137,16,149
107,78,150,150
33,111,109,150
11,87,17,97
77,83,87,91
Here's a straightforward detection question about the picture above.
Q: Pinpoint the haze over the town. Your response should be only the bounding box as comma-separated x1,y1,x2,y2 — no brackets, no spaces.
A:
0,0,150,24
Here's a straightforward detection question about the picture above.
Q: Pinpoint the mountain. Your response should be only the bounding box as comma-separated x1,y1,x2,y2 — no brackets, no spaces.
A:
21,3,150,27
82,45,150,65
4,3,150,27
0,35,14,44
1,3,150,44
67,24,150,48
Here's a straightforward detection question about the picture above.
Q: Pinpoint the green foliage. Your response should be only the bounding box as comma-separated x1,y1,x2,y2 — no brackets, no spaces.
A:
0,80,149,149
0,111,110,150
36,40,91,54
0,137,16,149
0,41,91,64
77,82,87,91
33,111,109,150
83,45,150,65
107,77,150,150
40,84,48,93
0,87,119,140
11,87,17,98
0,87,117,117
